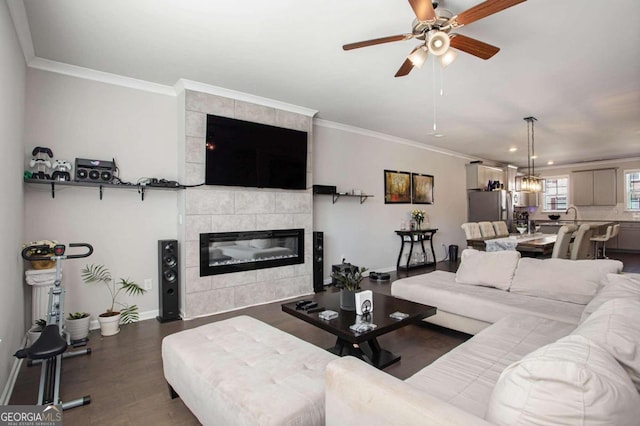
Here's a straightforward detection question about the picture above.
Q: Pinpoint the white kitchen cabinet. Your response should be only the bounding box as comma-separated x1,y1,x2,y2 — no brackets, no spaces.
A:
617,222,640,251
466,164,504,190
572,168,616,206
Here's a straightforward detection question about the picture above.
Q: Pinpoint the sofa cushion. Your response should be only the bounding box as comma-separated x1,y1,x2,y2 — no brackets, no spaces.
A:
581,273,640,322
392,271,585,326
455,249,520,290
573,298,640,392
509,258,623,305
406,314,575,418
485,334,640,425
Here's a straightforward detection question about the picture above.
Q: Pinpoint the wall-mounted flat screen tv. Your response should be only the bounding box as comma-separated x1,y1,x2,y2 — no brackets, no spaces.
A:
204,114,308,190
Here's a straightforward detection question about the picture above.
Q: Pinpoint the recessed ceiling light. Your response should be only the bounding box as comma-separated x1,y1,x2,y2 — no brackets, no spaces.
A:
509,147,517,152
431,133,445,138
547,160,554,165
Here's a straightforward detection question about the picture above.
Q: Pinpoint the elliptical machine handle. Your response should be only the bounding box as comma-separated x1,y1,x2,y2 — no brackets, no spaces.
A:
21,245,52,261
66,243,94,259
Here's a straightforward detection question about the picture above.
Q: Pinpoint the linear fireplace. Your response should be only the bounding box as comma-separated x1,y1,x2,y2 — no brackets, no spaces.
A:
200,229,305,276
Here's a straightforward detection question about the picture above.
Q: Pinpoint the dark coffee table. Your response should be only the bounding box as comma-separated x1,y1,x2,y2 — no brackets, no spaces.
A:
282,292,436,369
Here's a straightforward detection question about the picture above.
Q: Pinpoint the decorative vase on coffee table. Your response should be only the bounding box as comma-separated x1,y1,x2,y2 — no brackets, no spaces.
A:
340,289,357,311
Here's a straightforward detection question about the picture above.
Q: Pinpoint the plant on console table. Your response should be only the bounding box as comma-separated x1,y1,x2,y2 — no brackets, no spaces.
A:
411,209,427,230
331,267,368,311
80,264,146,337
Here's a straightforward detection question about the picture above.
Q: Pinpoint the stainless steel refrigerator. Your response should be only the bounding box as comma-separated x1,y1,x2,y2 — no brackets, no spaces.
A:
467,190,513,229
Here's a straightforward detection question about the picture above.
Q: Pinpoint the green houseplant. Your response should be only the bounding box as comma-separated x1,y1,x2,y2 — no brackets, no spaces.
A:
331,266,368,311
80,264,146,336
65,312,91,341
27,319,46,346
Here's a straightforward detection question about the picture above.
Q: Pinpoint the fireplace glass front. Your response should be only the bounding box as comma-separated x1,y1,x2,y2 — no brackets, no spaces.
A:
200,229,304,276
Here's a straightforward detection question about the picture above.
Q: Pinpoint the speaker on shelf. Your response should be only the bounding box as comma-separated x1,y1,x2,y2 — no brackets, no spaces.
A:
312,231,325,293
157,239,181,323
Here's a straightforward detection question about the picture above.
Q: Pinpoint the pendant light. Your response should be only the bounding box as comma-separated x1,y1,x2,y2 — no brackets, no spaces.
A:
517,117,543,192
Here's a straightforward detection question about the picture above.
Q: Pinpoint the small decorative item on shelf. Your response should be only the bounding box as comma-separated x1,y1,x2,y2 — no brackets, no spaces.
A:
80,264,147,336
411,209,427,230
22,240,58,269
331,265,368,311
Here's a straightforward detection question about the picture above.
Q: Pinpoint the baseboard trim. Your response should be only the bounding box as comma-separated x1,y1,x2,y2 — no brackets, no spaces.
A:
89,309,159,330
0,336,26,405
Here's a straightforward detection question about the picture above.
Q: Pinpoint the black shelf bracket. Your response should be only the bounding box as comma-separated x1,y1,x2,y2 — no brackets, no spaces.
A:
25,179,182,201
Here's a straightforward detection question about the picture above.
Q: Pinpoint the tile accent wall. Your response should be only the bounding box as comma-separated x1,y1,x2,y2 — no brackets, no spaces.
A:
178,90,314,318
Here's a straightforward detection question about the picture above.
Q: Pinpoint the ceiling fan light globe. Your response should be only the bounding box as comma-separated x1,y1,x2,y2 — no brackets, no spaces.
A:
408,46,429,69
427,31,450,56
439,48,458,67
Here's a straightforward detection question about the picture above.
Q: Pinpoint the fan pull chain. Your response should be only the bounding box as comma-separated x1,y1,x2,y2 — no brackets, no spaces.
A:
432,59,437,131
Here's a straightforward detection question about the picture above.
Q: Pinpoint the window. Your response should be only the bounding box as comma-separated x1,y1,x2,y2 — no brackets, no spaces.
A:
624,169,640,211
542,176,568,212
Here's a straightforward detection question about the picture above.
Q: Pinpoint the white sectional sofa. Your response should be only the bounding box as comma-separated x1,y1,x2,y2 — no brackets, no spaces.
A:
326,251,640,425
392,249,623,334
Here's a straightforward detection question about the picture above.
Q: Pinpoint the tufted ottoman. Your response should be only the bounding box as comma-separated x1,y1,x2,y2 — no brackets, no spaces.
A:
162,315,338,425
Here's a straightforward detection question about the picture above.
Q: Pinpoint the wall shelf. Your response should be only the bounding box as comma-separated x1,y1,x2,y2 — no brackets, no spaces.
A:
24,179,183,201
331,193,373,204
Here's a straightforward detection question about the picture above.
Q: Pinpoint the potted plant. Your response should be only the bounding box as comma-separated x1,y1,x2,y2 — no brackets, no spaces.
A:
331,266,368,311
65,312,91,341
80,264,146,336
27,319,46,346
22,240,58,269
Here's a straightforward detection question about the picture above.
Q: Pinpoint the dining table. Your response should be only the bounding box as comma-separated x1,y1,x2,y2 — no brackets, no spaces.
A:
467,233,558,256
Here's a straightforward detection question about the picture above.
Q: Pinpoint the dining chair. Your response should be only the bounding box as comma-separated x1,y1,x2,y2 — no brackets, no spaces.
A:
461,223,481,247
551,224,577,259
590,225,613,259
570,224,593,260
491,221,509,237
478,221,496,238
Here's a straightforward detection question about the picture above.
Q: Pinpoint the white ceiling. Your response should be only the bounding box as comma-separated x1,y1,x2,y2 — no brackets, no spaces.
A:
16,0,640,167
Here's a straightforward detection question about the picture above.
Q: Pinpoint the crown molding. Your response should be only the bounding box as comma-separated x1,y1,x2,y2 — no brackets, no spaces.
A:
313,119,483,162
7,0,34,63
175,79,318,117
28,57,176,96
536,156,640,171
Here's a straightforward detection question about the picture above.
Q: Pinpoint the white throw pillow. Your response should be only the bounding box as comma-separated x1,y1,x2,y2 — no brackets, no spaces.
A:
485,334,640,425
454,249,520,290
509,258,623,305
249,239,271,249
581,273,640,322
573,298,640,392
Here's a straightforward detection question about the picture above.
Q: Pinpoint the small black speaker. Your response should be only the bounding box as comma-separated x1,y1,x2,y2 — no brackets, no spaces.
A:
313,231,325,293
157,240,181,323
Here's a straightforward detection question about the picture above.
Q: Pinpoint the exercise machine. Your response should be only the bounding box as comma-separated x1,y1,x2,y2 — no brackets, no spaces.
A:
16,242,93,409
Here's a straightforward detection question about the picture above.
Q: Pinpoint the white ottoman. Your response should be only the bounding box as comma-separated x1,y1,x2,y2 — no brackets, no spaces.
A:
162,315,338,425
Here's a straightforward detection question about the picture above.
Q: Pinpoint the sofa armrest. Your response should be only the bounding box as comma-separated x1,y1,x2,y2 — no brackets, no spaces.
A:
326,357,493,426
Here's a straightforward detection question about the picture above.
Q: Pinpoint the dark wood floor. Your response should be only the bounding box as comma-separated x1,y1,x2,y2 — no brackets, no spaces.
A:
10,252,639,425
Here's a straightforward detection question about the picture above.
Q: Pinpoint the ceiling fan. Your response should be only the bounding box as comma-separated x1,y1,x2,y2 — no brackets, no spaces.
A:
342,0,527,77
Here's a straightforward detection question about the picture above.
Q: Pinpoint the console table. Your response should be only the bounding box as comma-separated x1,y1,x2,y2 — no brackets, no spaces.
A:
395,229,438,270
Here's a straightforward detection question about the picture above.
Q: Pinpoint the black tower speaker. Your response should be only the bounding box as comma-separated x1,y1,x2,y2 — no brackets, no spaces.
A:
157,240,181,323
313,231,325,293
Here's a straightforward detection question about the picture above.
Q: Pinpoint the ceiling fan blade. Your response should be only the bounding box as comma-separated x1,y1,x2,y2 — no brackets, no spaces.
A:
454,0,526,27
342,34,413,51
394,48,419,77
408,0,436,21
450,34,500,59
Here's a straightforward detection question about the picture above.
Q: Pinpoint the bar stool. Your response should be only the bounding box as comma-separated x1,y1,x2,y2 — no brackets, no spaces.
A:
591,225,620,259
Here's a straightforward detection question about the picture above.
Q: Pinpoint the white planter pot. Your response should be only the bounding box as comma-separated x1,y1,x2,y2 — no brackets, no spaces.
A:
65,316,91,341
98,313,121,337
27,327,42,347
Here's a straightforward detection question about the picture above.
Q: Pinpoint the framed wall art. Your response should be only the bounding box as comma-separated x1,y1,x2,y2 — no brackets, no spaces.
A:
411,173,434,204
384,170,411,204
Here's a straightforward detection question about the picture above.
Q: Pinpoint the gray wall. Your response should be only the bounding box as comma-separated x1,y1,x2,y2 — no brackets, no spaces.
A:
0,1,26,399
